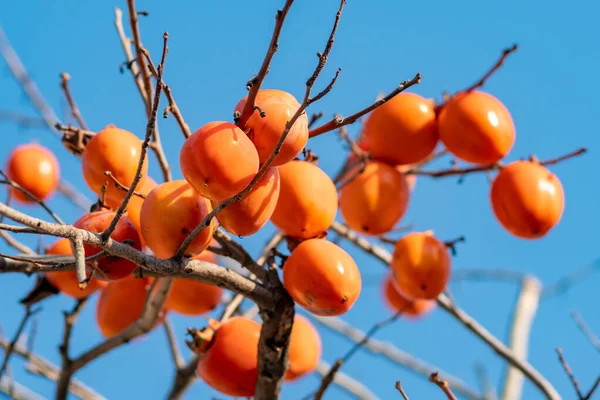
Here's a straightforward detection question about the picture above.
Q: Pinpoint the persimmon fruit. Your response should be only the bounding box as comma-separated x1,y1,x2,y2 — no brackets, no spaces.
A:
235,89,309,166
120,177,157,248
283,238,361,316
438,90,515,165
339,160,410,235
270,160,338,239
490,160,564,239
81,125,149,206
382,274,435,318
6,143,60,203
196,317,261,397
72,210,142,281
214,167,280,237
180,121,259,202
286,314,322,381
44,238,108,299
164,250,224,316
390,231,451,300
362,92,439,165
140,180,215,258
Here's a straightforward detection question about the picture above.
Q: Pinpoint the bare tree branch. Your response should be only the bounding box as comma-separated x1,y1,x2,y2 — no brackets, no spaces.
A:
429,372,458,400
59,73,88,130
163,318,184,369
315,360,379,400
570,310,600,352
0,305,40,382
556,348,583,399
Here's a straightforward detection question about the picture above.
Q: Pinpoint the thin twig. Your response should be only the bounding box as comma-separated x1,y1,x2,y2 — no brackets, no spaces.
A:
59,73,88,130
0,306,40,382
556,348,584,399
57,180,93,212
395,381,410,400
163,318,184,369
0,110,47,130
104,171,147,199
570,311,600,352
462,44,519,93
314,361,378,400
314,359,343,400
126,0,153,115
429,372,458,400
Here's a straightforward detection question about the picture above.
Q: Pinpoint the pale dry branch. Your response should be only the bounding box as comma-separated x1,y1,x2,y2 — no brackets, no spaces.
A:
57,180,93,212
60,73,88,130
0,376,45,400
163,317,185,369
0,305,40,382
570,310,600,352
126,0,153,115
315,361,379,400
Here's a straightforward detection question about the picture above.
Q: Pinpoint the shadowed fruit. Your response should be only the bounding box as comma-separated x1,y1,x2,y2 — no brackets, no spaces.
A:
96,276,164,338
72,210,142,281
285,315,322,381
390,231,451,300
81,125,149,206
164,250,224,316
235,89,309,166
44,238,108,299
283,239,361,316
382,274,435,318
214,167,280,236
6,143,60,203
339,161,410,236
438,91,515,165
270,160,337,239
490,160,564,239
362,92,439,165
180,121,259,202
140,180,215,258
197,317,261,397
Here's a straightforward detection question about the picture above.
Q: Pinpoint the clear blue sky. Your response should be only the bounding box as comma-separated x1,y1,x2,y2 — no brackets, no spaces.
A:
1,1,599,399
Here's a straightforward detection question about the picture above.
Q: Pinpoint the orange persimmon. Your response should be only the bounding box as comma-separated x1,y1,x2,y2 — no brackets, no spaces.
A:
214,167,280,236
283,239,361,316
196,317,261,397
390,231,451,300
235,89,309,166
81,125,149,206
285,314,322,381
382,274,435,318
339,161,410,235
270,160,338,239
180,121,259,201
44,238,108,299
140,180,214,258
438,91,515,165
6,143,60,203
362,92,439,165
490,160,564,239
119,177,157,248
73,210,142,281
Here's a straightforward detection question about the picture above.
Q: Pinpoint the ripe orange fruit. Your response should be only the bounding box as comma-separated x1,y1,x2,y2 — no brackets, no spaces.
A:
438,91,515,165
164,250,224,316
235,89,309,166
81,125,149,205
119,177,157,248
214,167,280,236
270,161,338,239
339,161,410,235
180,121,259,202
44,238,108,299
6,143,60,203
362,92,439,165
197,317,261,397
73,210,142,281
96,276,164,338
285,315,321,381
140,180,215,258
490,161,564,239
396,164,417,192
283,239,361,316
390,231,451,300
381,275,435,318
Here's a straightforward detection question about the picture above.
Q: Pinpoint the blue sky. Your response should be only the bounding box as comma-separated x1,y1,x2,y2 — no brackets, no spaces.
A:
1,0,599,399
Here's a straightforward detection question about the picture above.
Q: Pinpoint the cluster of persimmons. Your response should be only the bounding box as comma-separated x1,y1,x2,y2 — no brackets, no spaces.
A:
4,81,566,396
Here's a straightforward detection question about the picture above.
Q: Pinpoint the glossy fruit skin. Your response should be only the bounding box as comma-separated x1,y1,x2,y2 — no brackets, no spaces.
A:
390,232,451,300
81,125,149,206
283,239,361,316
164,251,223,316
490,161,565,239
438,91,515,165
96,276,164,338
270,161,338,239
362,92,439,165
6,143,60,203
197,317,261,397
214,167,280,236
339,161,410,236
285,315,322,381
140,180,214,258
234,89,309,166
120,177,157,248
180,121,259,202
44,238,108,299
382,275,435,318
72,210,142,281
